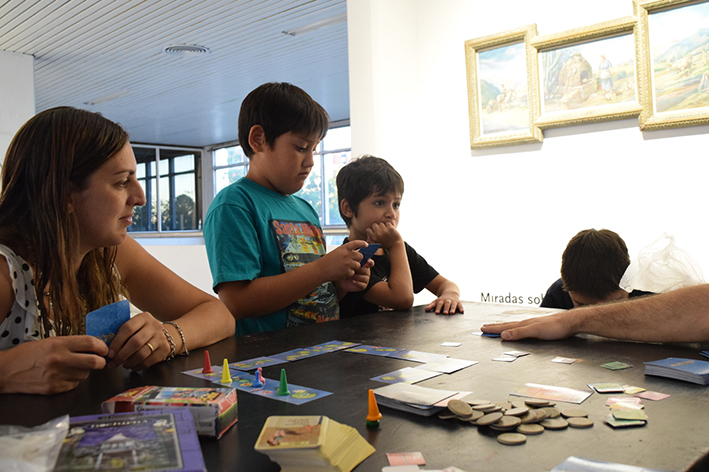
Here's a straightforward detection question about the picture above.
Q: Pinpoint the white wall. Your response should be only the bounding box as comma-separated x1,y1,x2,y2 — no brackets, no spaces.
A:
0,51,34,163
347,0,709,306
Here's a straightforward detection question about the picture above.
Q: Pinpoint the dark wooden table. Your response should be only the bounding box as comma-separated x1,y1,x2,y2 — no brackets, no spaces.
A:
3,302,709,471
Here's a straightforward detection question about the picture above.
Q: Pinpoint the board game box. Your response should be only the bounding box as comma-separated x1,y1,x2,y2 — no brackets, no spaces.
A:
102,386,238,439
54,408,205,472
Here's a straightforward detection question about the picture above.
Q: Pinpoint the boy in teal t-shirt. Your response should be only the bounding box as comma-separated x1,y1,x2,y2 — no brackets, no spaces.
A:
203,82,372,336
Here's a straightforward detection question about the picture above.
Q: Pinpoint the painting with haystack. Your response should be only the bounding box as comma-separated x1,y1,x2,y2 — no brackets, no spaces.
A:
540,34,637,115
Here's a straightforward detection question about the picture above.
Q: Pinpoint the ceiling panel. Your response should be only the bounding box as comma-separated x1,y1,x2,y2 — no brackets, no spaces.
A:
0,0,349,146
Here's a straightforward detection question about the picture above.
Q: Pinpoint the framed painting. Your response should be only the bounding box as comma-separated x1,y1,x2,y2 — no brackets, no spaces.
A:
531,17,642,129
464,25,542,149
636,0,709,130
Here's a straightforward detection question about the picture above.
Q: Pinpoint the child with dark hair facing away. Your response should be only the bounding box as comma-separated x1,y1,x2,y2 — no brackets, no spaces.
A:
541,228,652,309
204,82,372,336
336,156,463,317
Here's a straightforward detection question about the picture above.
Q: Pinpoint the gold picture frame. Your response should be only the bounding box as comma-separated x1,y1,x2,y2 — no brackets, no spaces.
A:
635,0,709,130
464,24,542,149
531,17,642,129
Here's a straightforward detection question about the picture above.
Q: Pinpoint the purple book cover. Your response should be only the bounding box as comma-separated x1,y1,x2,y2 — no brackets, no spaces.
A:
54,408,205,471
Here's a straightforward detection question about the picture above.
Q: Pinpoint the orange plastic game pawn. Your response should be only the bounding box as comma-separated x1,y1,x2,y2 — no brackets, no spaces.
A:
366,389,382,428
202,350,214,374
221,359,232,383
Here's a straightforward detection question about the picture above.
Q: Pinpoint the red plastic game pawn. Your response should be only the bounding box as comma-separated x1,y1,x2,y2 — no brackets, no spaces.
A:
366,389,382,428
202,350,214,374
257,366,265,384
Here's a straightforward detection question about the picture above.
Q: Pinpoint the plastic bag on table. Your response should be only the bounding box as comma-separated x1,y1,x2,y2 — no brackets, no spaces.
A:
0,415,69,472
620,233,704,294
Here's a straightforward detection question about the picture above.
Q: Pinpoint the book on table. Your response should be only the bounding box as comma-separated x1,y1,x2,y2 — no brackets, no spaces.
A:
54,408,206,472
644,357,709,385
254,415,375,472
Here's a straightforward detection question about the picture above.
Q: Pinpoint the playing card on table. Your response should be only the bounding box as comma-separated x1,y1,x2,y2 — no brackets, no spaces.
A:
86,299,130,346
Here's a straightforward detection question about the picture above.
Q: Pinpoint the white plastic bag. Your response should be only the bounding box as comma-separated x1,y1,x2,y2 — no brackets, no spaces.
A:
620,233,704,294
0,415,69,472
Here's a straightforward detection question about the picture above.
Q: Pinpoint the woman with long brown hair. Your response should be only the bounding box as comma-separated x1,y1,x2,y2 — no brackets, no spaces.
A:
0,107,234,394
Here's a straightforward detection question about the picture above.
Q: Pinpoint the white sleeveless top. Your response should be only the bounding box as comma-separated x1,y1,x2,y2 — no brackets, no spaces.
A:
0,244,48,350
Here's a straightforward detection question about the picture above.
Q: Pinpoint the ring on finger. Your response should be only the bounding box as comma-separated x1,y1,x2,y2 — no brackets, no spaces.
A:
146,342,155,353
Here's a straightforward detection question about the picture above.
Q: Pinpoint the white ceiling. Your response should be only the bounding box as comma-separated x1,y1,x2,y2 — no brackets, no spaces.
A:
0,0,349,147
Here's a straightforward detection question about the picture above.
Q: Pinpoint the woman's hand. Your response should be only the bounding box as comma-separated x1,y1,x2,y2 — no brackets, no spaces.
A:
107,311,169,371
0,336,108,394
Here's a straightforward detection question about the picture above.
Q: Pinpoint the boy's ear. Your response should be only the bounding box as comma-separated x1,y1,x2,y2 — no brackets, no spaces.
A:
248,125,267,153
340,199,354,218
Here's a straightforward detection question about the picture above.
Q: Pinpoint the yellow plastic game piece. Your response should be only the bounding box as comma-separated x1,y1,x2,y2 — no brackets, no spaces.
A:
221,359,232,383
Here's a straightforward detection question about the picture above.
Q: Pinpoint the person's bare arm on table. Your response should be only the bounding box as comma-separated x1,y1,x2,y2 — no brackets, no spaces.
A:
362,222,414,310
424,275,464,314
218,240,368,319
109,236,235,371
481,284,709,343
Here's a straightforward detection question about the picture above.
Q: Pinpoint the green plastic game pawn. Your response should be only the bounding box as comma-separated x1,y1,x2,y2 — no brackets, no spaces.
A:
277,368,290,396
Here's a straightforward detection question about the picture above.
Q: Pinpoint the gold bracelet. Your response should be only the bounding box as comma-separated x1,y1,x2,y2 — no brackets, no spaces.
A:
163,321,189,356
161,327,176,361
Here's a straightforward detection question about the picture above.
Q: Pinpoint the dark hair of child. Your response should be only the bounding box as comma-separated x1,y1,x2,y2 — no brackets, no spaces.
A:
336,155,405,227
237,82,330,158
561,229,630,299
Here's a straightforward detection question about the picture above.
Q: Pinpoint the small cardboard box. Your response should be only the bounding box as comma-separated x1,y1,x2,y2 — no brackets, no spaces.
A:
102,385,238,439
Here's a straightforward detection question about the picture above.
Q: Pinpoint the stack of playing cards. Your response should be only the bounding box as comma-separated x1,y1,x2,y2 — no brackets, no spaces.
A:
254,416,374,472
372,383,460,416
644,357,709,385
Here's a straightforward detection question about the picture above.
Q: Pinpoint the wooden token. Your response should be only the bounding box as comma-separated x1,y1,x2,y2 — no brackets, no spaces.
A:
497,432,527,445
448,399,473,417
476,412,504,426
541,418,569,430
562,409,588,418
505,407,529,417
517,423,544,435
467,410,484,421
525,399,551,408
438,412,457,420
567,417,594,428
467,399,493,406
472,403,498,411
541,407,561,418
519,411,538,424
489,415,521,431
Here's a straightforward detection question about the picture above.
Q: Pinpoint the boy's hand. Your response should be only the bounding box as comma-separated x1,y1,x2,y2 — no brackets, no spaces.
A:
425,291,464,315
318,240,368,282
366,222,403,250
336,258,374,294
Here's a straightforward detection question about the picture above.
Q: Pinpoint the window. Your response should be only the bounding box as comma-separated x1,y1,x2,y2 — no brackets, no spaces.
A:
209,125,353,240
129,145,202,233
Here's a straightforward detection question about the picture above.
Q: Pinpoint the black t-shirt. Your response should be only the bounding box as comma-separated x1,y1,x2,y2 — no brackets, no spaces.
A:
338,239,439,318
540,278,654,310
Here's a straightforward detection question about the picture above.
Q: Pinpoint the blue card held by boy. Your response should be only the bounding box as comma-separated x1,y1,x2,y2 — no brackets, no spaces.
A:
86,299,131,346
358,243,381,266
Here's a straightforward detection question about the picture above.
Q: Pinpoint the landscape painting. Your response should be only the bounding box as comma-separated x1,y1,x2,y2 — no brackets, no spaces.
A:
478,42,530,135
464,25,542,148
648,2,709,114
539,33,637,115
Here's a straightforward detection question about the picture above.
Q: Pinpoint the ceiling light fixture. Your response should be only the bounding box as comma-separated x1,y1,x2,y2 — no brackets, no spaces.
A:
163,44,210,56
282,12,346,36
83,88,131,106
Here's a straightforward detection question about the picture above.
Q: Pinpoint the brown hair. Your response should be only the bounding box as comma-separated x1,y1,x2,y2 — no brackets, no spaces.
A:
238,82,330,158
0,106,128,336
561,229,630,300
